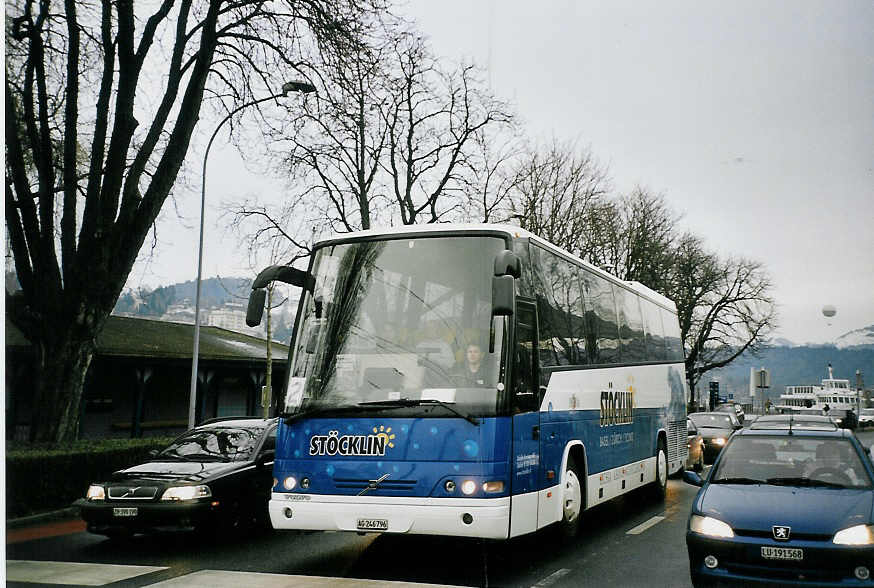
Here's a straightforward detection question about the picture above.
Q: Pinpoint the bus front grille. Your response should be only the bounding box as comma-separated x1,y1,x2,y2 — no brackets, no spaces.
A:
333,478,417,492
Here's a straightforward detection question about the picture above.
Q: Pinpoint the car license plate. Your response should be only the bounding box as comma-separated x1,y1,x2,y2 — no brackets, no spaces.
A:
112,507,138,517
761,546,803,560
356,518,388,531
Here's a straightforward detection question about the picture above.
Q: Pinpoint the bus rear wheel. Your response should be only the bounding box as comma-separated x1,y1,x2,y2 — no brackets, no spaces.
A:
558,455,583,538
651,439,668,500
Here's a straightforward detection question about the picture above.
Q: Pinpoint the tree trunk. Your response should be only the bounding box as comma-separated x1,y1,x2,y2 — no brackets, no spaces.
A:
31,333,96,444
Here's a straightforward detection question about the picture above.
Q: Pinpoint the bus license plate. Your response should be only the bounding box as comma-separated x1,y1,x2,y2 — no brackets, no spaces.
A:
357,518,388,531
761,546,802,560
113,507,138,517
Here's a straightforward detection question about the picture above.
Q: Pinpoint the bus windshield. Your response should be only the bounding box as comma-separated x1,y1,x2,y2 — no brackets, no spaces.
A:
288,236,509,417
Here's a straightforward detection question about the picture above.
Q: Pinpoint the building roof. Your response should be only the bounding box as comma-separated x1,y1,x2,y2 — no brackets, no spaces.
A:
5,315,289,362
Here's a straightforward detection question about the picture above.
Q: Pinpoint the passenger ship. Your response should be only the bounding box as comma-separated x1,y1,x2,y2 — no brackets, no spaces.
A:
776,364,860,419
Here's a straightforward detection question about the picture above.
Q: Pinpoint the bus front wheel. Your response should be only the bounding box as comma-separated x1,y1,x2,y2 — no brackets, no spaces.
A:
558,455,583,538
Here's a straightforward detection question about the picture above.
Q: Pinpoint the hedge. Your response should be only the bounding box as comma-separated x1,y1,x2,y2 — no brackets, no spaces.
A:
6,437,173,519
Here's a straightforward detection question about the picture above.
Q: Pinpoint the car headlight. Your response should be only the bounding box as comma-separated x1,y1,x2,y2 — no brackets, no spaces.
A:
86,484,105,501
690,515,734,538
833,524,874,545
714,438,726,446
161,485,211,501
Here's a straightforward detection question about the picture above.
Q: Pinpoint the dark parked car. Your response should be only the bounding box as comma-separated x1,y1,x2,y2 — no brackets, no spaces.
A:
688,412,742,464
683,415,874,587
77,417,277,538
686,418,706,472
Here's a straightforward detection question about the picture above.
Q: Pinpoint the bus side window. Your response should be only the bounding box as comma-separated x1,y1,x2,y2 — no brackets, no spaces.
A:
514,302,539,413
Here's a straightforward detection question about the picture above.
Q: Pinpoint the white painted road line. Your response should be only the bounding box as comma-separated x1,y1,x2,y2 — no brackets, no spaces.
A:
530,568,572,587
626,515,666,535
6,560,167,586
145,570,470,587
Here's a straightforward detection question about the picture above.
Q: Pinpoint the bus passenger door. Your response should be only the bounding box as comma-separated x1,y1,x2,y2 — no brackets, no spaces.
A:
510,299,541,537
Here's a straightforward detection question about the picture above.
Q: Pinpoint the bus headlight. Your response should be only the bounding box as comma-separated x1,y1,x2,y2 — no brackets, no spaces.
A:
833,524,874,545
161,485,211,501
461,480,477,495
283,476,297,490
86,485,105,501
690,515,734,538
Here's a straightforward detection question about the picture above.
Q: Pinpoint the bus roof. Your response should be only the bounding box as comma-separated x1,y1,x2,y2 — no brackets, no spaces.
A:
315,223,678,312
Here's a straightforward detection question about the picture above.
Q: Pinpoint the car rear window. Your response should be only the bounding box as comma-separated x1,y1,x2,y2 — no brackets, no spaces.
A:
712,436,872,489
689,413,733,428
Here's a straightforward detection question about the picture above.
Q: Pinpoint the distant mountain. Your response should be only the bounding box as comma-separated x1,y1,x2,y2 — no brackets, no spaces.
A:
835,324,874,349
113,277,296,342
703,331,874,403
114,277,252,317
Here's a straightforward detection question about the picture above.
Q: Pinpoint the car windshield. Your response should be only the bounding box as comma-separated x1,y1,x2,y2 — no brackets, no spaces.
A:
712,436,872,489
689,413,734,429
159,427,262,462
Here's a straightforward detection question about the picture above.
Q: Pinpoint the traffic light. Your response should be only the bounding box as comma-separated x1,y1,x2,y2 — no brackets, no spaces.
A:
709,381,720,409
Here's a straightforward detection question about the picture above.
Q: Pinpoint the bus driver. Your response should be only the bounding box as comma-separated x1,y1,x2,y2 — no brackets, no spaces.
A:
453,343,489,387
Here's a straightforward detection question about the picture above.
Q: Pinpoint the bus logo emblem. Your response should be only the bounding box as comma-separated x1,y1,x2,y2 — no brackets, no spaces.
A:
309,426,398,456
600,390,634,427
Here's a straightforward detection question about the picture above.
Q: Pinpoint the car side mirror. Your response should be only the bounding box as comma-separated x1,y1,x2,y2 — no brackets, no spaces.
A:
683,470,704,487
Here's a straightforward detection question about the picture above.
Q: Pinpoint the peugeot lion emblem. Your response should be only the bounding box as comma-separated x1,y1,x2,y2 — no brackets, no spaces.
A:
772,525,791,541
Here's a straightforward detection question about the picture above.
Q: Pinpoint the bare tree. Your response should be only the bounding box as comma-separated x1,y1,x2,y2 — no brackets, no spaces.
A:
267,16,396,234
510,147,775,392
584,187,680,291
384,33,513,225
509,139,611,253
458,125,522,223
5,0,380,443
666,234,777,391
224,197,312,416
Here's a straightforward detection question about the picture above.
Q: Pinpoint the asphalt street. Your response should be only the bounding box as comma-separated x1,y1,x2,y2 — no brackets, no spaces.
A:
8,427,873,588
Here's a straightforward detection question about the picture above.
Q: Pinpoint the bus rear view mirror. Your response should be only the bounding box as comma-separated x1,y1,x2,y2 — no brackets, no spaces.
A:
494,250,521,278
492,275,514,316
246,289,267,327
252,265,315,292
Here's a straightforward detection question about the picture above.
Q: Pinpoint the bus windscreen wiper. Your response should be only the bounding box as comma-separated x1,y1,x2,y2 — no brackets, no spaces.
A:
358,398,480,426
282,404,364,424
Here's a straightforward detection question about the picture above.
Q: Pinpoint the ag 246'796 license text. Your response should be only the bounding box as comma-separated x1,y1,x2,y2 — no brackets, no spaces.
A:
357,518,388,531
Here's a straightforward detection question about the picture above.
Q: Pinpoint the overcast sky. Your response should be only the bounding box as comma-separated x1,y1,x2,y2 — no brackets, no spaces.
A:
137,0,873,345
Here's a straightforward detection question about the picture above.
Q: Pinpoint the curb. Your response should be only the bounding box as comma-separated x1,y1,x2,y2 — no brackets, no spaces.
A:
6,507,79,529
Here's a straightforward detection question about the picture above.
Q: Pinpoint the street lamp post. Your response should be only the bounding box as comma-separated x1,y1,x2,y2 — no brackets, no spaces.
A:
188,81,315,429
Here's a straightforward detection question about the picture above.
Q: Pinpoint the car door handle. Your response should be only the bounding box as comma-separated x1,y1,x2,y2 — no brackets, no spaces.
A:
532,425,540,440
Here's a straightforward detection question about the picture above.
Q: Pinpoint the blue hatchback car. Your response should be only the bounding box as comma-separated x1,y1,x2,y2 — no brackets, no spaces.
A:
684,415,874,587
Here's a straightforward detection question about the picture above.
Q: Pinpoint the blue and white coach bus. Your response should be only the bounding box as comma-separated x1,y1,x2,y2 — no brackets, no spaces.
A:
245,224,688,539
